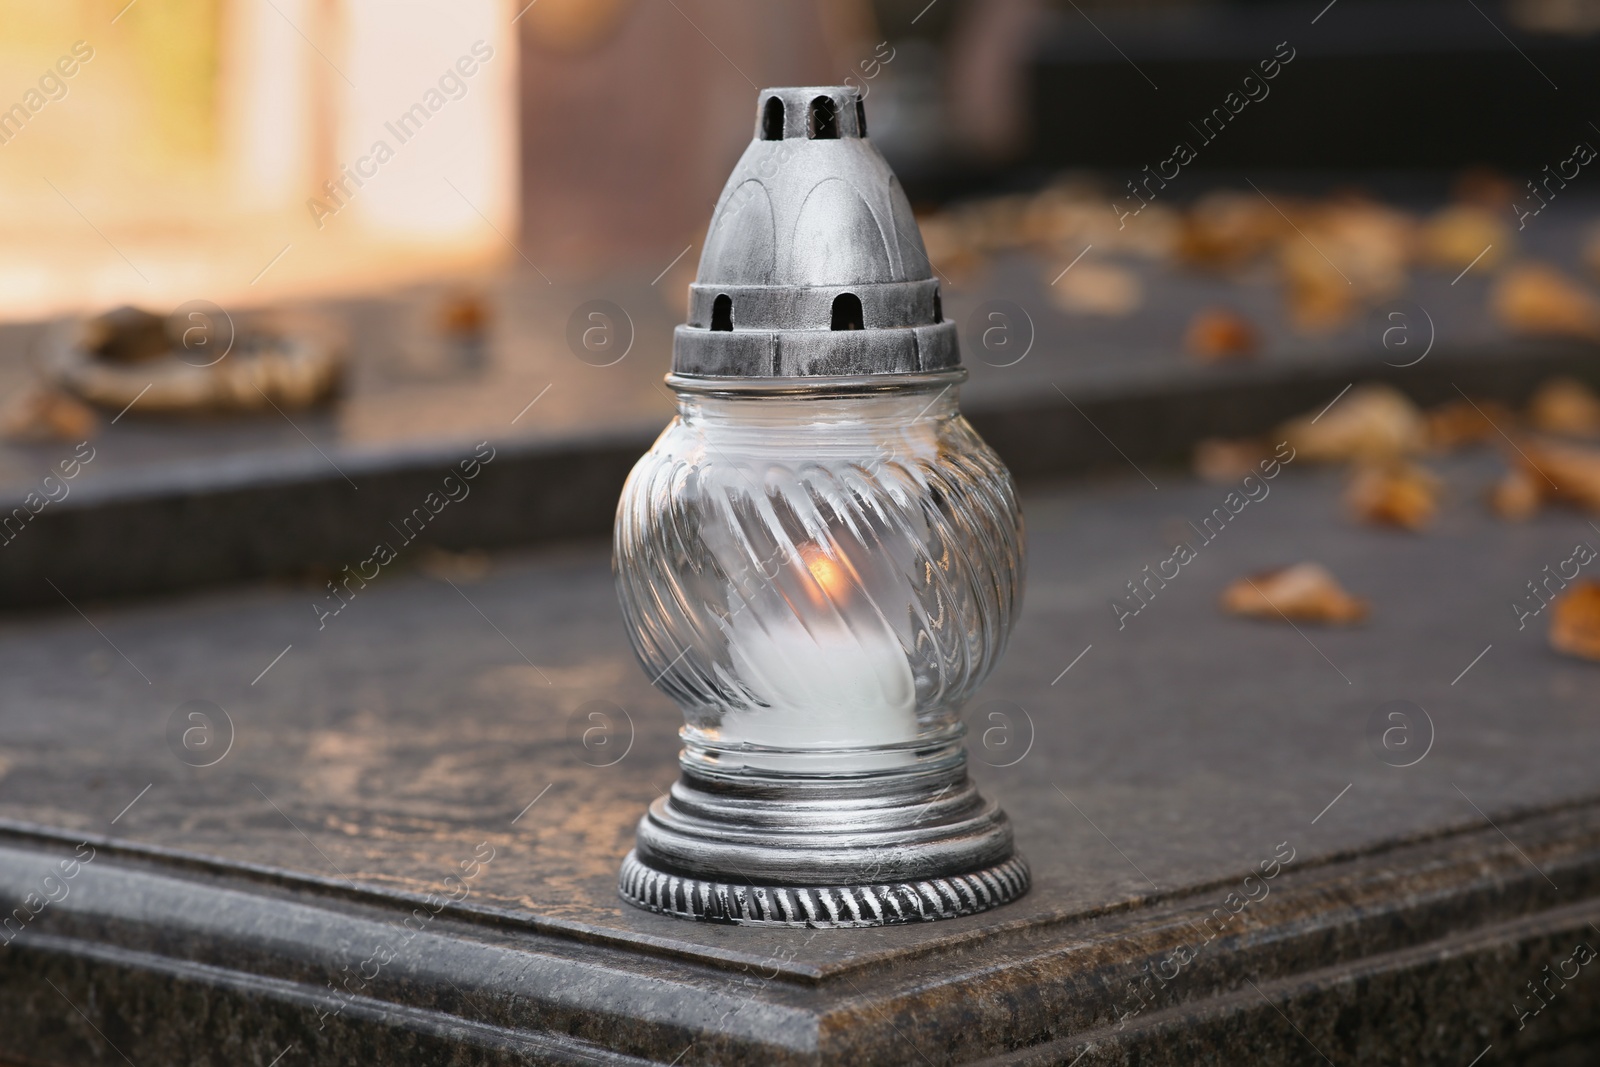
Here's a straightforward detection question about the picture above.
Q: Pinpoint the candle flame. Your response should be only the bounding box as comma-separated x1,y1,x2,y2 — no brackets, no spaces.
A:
799,542,851,608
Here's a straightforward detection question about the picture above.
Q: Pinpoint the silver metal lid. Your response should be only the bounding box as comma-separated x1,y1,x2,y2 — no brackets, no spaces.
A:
671,86,958,379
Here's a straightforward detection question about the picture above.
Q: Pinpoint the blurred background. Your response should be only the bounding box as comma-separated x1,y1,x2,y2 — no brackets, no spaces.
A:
3,0,1600,604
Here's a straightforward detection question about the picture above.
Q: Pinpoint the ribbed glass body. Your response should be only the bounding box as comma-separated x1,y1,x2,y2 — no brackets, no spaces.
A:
614,378,1025,776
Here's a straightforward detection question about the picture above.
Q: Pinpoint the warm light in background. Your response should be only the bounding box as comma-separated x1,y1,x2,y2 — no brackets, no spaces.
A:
339,0,515,238
0,0,518,321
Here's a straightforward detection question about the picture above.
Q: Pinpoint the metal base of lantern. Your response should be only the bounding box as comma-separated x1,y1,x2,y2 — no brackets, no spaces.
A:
617,760,1030,927
619,850,1029,927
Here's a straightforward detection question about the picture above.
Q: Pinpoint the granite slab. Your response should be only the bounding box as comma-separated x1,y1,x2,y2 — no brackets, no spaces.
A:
1,452,1599,1063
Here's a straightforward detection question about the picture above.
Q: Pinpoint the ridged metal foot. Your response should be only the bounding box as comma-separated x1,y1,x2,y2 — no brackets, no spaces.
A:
619,850,1030,927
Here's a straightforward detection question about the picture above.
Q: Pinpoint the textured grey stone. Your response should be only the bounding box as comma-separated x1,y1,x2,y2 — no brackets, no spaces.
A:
1,453,1598,1061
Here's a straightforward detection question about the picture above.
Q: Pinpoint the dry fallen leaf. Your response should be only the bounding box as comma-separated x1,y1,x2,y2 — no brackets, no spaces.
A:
1106,202,1182,260
1193,437,1270,482
1550,580,1600,662
1419,204,1510,272
1510,438,1600,513
1528,377,1600,439
1221,563,1369,625
1491,262,1600,341
1425,397,1514,450
1177,190,1286,269
1345,462,1441,531
1489,467,1542,520
1316,199,1416,291
1185,307,1260,363
1278,228,1357,333
1049,262,1143,317
1284,276,1355,333
0,386,98,443
1277,383,1427,463
1281,198,1415,333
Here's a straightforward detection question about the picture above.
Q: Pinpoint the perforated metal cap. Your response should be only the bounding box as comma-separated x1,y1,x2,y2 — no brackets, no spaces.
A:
671,86,958,379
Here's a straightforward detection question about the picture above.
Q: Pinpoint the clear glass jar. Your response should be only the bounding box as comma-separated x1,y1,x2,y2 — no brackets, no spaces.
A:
614,375,1025,777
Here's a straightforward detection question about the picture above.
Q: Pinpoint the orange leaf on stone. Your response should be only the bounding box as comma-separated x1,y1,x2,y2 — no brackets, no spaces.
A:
1277,383,1427,463
1419,204,1509,272
1048,262,1143,317
1491,263,1600,341
1220,563,1369,625
1550,580,1600,662
1528,377,1600,439
1185,307,1260,363
1176,190,1286,269
1345,462,1440,531
1509,438,1600,513
1424,397,1514,451
1489,467,1542,521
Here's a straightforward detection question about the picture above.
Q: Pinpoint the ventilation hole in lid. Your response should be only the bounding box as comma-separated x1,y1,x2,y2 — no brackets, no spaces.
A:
808,96,838,140
761,96,784,141
830,293,863,330
933,290,942,323
711,294,733,331
856,98,867,137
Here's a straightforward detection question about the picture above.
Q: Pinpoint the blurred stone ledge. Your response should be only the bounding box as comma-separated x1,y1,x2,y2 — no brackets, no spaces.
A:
0,336,1593,611
1,800,1597,1065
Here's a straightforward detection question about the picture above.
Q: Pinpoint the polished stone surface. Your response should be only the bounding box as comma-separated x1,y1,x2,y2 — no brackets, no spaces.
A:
2,452,1599,1062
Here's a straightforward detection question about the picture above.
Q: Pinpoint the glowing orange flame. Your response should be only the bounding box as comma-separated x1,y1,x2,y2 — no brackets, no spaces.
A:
799,542,851,608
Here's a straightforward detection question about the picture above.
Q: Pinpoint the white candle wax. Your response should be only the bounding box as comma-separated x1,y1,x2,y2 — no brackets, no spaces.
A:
718,607,919,774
